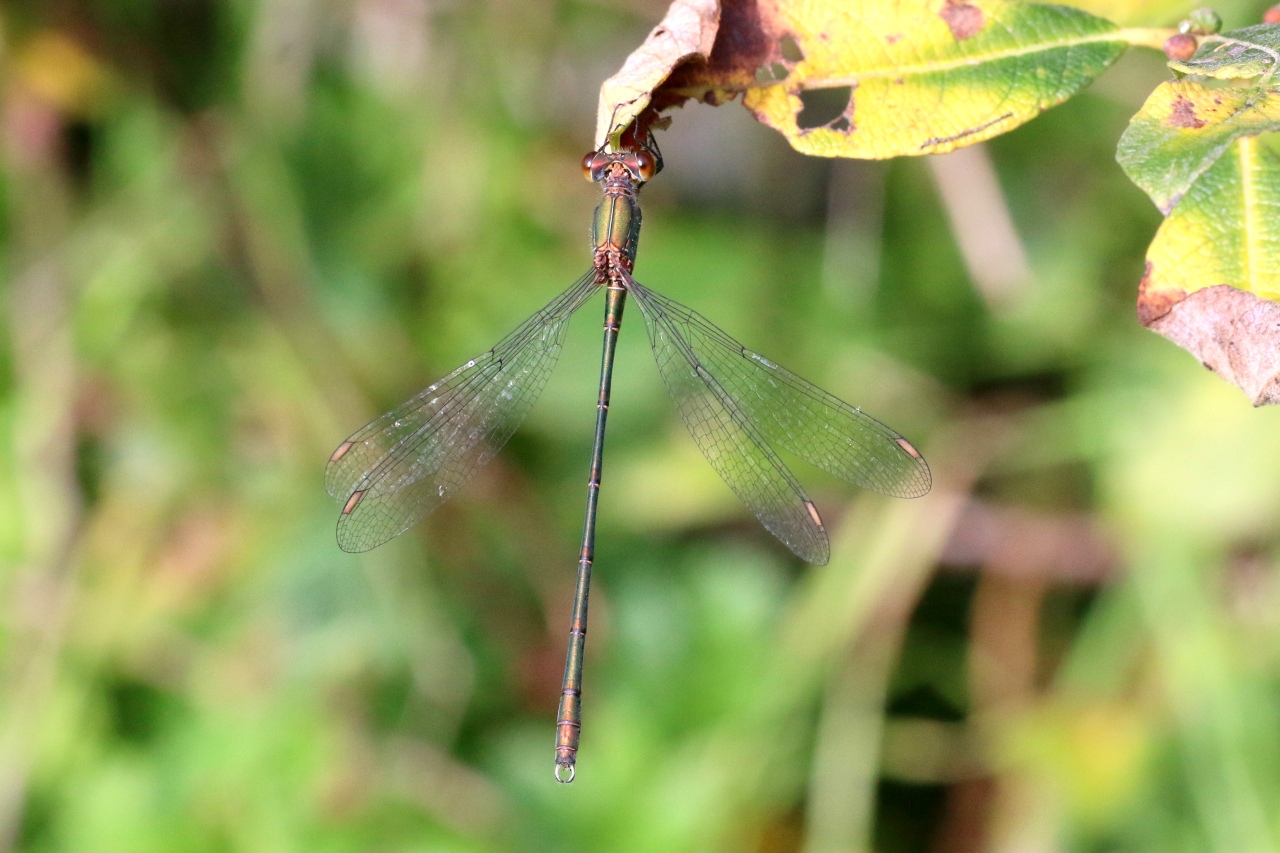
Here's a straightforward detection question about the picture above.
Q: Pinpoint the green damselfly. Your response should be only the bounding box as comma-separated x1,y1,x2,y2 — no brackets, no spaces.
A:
327,123,931,783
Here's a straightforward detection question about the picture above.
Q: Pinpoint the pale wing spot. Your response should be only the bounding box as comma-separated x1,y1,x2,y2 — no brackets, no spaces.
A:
343,490,367,514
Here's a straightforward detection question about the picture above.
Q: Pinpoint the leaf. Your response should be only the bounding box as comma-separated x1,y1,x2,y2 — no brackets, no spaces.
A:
1118,79,1280,214
1139,137,1280,404
1169,23,1280,80
735,0,1128,158
1146,285,1280,405
631,0,1127,158
596,0,720,148
1142,137,1280,311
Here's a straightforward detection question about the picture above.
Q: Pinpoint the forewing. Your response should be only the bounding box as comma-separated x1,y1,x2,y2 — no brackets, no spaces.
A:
629,279,830,565
327,273,599,552
627,282,930,498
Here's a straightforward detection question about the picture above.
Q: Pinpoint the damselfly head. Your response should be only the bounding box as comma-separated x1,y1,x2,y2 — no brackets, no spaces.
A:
580,148,660,184
581,120,664,184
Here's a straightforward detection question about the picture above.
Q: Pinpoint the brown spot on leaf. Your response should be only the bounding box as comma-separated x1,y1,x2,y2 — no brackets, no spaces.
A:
1147,285,1280,405
1167,94,1206,129
1136,261,1188,324
940,0,984,40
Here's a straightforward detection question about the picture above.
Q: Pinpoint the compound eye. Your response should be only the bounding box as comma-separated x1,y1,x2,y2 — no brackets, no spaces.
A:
581,152,611,181
633,149,658,181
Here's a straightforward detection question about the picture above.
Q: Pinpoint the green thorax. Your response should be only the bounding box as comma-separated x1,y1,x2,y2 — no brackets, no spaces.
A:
591,192,641,265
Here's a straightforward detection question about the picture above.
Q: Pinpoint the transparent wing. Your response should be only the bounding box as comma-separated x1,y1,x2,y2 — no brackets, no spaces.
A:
327,273,599,552
628,277,831,564
628,279,930,499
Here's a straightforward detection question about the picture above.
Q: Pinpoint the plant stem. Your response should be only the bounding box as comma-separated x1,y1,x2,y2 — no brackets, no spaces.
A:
1117,27,1181,51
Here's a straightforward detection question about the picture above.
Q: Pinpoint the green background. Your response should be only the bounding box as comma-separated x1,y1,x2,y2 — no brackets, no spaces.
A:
4,1,1280,850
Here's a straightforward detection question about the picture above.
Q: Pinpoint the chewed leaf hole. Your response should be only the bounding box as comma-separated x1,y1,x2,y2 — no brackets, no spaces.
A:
755,62,790,84
780,33,804,63
797,86,852,130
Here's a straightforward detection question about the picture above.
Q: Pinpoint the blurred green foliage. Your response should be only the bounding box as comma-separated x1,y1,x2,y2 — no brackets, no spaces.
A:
4,1,1280,851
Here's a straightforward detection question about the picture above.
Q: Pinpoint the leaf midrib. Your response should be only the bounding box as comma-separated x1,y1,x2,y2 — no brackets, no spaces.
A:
1241,136,1259,292
777,28,1127,88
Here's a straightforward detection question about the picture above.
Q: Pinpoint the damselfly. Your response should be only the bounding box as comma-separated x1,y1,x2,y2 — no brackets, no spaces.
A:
326,122,931,783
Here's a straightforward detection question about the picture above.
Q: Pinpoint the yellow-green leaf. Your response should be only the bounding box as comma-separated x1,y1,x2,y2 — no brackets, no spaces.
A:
1118,80,1280,214
1168,23,1280,80
739,0,1128,158
1143,137,1280,320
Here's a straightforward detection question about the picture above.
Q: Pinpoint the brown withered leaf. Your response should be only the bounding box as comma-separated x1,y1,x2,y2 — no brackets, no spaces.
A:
656,0,784,106
596,0,720,147
1145,284,1280,406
